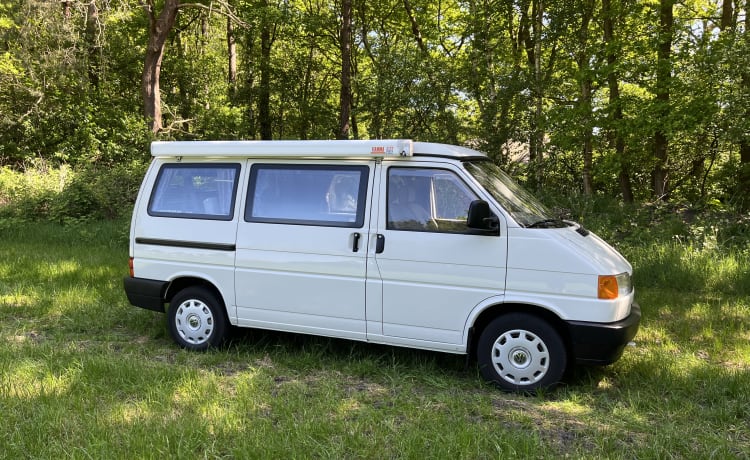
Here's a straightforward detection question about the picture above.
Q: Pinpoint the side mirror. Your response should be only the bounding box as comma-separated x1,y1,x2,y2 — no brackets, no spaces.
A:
467,200,500,235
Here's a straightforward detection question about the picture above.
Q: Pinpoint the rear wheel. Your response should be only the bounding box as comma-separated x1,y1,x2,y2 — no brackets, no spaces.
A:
477,313,567,392
168,287,227,351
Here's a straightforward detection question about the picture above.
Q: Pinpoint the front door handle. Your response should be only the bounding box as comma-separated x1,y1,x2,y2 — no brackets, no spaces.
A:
376,234,385,254
352,232,361,252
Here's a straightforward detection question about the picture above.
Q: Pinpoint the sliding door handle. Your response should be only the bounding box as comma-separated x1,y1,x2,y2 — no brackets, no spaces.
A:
376,234,385,254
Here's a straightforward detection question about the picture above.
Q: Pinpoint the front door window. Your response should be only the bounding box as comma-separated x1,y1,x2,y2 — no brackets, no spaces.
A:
387,168,479,233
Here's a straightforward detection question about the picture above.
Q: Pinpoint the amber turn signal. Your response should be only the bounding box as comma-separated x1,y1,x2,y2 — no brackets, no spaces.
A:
598,275,619,299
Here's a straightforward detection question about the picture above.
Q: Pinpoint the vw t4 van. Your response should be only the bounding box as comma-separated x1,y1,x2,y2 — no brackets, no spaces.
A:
124,140,640,391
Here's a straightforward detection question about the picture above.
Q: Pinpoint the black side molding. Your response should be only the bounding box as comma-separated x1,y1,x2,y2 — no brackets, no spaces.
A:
135,238,236,251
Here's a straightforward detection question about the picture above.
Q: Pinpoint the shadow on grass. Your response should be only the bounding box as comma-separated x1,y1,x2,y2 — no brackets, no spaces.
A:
221,326,472,384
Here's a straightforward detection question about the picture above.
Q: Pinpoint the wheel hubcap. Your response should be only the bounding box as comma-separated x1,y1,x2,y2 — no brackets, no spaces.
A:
175,299,214,345
187,314,201,329
511,348,531,367
491,329,549,386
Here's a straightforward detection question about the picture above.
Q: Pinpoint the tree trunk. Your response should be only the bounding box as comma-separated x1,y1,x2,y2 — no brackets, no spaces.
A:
85,0,101,89
652,0,673,199
603,0,633,203
62,1,72,19
403,0,426,53
578,0,594,196
740,0,750,207
720,0,733,30
532,0,544,188
740,141,750,206
142,0,180,133
259,13,273,140
337,0,352,140
241,22,257,138
227,17,237,99
174,26,191,132
299,41,315,140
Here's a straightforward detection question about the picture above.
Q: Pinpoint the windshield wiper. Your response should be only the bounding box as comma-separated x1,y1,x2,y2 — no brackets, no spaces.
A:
526,218,568,229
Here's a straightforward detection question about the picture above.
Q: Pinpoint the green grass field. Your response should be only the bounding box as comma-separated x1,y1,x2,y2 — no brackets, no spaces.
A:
1,217,748,458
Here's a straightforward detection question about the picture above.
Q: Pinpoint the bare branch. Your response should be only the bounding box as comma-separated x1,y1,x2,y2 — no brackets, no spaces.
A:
177,1,249,28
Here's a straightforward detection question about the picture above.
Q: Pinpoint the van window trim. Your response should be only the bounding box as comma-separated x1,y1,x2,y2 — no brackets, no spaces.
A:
147,162,242,221
244,163,370,228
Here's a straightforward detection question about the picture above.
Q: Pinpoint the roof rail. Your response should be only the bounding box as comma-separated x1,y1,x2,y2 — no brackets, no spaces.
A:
151,139,414,159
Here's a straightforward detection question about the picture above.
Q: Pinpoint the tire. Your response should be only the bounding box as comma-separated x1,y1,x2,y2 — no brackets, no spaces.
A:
168,286,227,351
477,313,567,392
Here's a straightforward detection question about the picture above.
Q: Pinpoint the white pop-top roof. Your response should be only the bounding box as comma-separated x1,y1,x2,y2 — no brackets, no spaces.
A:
150,139,487,160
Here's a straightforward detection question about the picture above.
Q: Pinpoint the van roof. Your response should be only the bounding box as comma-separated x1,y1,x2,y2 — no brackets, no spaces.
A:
150,140,487,160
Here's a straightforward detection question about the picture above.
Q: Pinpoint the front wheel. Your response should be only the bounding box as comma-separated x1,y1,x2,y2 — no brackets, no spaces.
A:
168,287,227,351
477,313,567,392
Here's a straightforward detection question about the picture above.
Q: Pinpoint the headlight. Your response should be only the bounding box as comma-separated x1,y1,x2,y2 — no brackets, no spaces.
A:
598,272,633,299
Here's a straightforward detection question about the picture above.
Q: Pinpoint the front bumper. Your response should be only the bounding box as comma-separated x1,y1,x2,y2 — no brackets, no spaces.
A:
123,277,168,313
566,302,641,365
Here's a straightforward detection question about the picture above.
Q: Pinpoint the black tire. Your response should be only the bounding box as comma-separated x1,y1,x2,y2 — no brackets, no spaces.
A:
167,286,228,351
477,313,567,392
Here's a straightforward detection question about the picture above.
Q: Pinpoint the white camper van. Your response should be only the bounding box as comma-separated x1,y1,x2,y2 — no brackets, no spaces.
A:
124,140,640,391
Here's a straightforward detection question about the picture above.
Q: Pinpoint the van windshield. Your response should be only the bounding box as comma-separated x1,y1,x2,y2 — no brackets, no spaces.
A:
464,160,558,227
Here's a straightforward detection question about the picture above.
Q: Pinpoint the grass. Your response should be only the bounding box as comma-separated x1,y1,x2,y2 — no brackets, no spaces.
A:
1,217,749,458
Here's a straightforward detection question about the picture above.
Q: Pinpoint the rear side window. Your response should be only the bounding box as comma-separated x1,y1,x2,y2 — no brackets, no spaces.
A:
148,163,241,220
245,164,369,227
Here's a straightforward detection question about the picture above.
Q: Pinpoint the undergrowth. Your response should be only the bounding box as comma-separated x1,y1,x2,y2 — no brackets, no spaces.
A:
0,160,147,222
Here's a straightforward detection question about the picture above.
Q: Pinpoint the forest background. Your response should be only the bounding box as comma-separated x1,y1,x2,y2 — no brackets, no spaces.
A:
0,0,749,217
1,3,749,456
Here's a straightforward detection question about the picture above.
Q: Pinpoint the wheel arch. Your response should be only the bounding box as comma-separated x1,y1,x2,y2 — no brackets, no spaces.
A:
165,276,227,311
467,302,572,362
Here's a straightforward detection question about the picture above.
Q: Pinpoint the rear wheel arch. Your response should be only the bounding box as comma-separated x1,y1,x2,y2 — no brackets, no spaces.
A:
163,276,231,326
165,277,225,307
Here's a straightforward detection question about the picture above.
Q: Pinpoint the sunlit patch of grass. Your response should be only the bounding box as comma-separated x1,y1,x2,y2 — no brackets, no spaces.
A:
0,292,38,309
108,399,154,426
1,355,79,400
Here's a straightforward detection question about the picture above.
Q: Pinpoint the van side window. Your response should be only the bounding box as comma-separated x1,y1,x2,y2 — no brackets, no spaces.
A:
388,168,478,233
245,164,369,227
148,163,241,220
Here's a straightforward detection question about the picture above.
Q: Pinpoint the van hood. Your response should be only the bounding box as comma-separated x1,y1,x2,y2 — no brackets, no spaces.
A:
555,223,632,275
506,224,632,276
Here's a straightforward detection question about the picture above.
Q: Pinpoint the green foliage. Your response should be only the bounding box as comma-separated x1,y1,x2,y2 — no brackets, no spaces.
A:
541,191,750,251
0,161,148,221
1,0,750,212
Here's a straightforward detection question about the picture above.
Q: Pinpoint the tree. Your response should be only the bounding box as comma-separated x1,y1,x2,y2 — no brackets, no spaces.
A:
142,0,243,134
739,0,750,207
652,0,673,199
85,0,102,89
227,15,238,98
258,1,274,140
602,0,633,202
142,0,180,134
337,0,353,139
576,0,595,196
